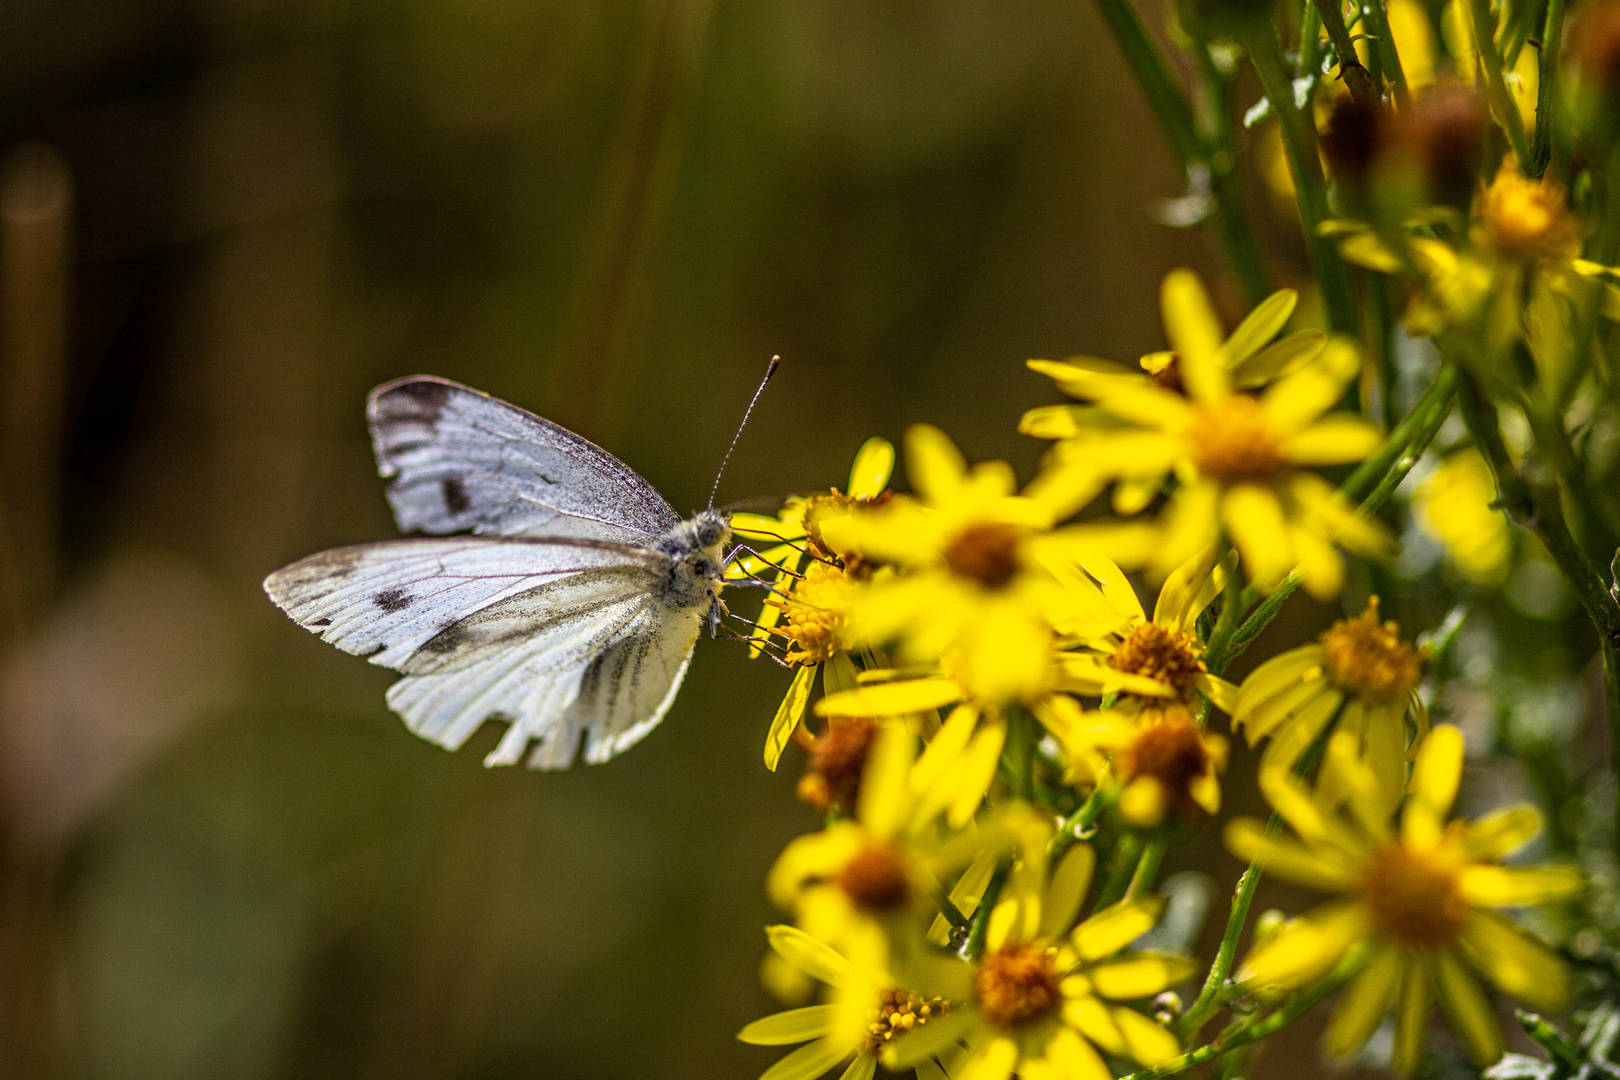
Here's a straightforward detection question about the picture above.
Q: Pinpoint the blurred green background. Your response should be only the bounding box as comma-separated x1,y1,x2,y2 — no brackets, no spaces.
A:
0,1,1319,1077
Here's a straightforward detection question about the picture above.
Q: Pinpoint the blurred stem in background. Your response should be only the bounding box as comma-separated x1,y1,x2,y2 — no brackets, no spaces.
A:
1089,0,1273,306
0,141,72,1080
548,0,716,444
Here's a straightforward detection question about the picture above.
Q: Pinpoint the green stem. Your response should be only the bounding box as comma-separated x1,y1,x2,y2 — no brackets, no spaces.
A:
1296,0,1323,82
1309,0,1378,104
1243,24,1359,333
1468,0,1533,169
1097,831,1145,910
1529,0,1565,178
1125,953,1365,1079
963,859,1011,961
1006,706,1037,802
1175,839,1270,1040
935,889,971,931
1362,0,1412,110
1049,786,1117,863
1202,548,1251,678
1129,838,1169,900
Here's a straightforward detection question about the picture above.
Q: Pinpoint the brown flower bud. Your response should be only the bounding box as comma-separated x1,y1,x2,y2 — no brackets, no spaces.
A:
1321,91,1386,189
1396,85,1487,205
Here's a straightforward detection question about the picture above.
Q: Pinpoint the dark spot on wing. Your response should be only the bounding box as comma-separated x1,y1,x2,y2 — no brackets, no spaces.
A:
418,624,465,654
374,587,413,614
441,476,471,515
310,617,332,627
382,380,453,424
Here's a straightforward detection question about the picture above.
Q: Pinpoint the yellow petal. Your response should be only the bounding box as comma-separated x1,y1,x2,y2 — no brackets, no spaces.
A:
858,721,916,840
1231,330,1325,388
761,1036,854,1080
1391,954,1434,1074
1088,953,1200,1000
1223,818,1356,892
1150,480,1221,578
959,1037,1019,1080
1218,288,1297,367
1325,944,1401,1057
1260,337,1360,432
840,1056,877,1080
848,437,895,499
1458,865,1585,908
912,702,979,798
905,424,966,502
817,678,964,718
1221,484,1294,591
767,664,817,771
1282,416,1384,464
1114,1006,1182,1066
1233,646,1324,731
882,1009,977,1067
1337,231,1405,273
928,847,999,944
739,1005,838,1045
1460,804,1542,861
766,925,850,985
1458,910,1571,1013
1044,1026,1113,1080
1161,269,1228,402
1062,994,1126,1057
1073,900,1163,962
1042,843,1097,939
1196,674,1240,715
1404,725,1465,847
1436,947,1505,1067
1238,902,1365,987
949,723,1007,828
1152,544,1220,629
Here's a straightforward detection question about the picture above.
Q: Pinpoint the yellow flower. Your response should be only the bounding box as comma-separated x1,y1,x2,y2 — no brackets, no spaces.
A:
740,924,957,1080
1412,449,1512,585
838,425,1116,704
1024,269,1393,599
1054,546,1239,712
1473,160,1583,266
1042,700,1229,828
730,438,894,770
1232,597,1427,809
883,823,1195,1080
1226,726,1584,1072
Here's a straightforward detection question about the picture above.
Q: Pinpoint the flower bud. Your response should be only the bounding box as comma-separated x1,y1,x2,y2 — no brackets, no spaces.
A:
1393,84,1487,206
1575,3,1620,108
1321,91,1387,192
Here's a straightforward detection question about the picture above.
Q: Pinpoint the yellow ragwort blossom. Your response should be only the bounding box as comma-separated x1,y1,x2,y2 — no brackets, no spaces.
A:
1054,545,1239,712
730,437,895,770
1024,269,1394,598
1232,597,1427,807
883,824,1195,1080
740,923,955,1080
1227,726,1584,1072
835,425,1120,704
1043,699,1228,828
1413,449,1513,585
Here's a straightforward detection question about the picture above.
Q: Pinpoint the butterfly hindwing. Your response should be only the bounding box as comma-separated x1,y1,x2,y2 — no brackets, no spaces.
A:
368,376,683,542
265,535,702,768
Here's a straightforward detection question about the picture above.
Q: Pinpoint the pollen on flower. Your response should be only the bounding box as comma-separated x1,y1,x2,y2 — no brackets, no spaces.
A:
1187,396,1286,483
975,943,1062,1028
797,717,876,814
838,842,912,912
1119,709,1215,821
1477,161,1581,263
1320,598,1422,704
1359,842,1467,946
864,990,951,1054
766,561,851,665
1109,622,1206,697
943,522,1023,589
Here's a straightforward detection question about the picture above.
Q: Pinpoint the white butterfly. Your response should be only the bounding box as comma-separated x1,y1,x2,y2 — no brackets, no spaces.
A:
263,376,733,769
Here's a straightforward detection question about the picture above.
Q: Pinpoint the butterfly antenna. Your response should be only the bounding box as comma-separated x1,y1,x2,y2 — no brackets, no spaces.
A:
707,355,780,510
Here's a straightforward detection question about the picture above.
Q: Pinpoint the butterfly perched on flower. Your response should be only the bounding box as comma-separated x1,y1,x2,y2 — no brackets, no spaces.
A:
264,374,755,770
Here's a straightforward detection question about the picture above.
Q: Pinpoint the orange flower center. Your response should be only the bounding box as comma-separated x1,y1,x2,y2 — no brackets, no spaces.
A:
838,843,912,913
1119,711,1214,820
863,989,950,1054
975,944,1061,1028
798,718,876,815
1187,396,1286,483
1359,842,1467,947
944,522,1023,589
1108,622,1207,697
1478,162,1581,263
1320,599,1422,704
768,561,851,665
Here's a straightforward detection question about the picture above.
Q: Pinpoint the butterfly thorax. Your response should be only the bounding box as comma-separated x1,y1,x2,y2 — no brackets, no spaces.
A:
651,510,731,612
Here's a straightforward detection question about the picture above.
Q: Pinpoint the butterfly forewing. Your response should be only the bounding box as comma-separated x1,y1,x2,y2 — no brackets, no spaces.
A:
368,376,682,542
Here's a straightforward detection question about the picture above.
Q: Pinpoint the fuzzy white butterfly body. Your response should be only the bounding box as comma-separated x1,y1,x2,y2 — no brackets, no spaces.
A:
264,376,730,769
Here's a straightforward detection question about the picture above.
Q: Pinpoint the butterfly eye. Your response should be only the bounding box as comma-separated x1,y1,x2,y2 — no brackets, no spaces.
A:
696,516,725,547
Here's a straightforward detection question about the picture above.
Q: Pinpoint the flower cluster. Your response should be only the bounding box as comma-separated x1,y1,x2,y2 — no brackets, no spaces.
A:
730,262,1589,1077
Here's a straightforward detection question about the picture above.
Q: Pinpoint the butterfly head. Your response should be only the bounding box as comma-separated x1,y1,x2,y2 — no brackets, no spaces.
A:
692,509,729,552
